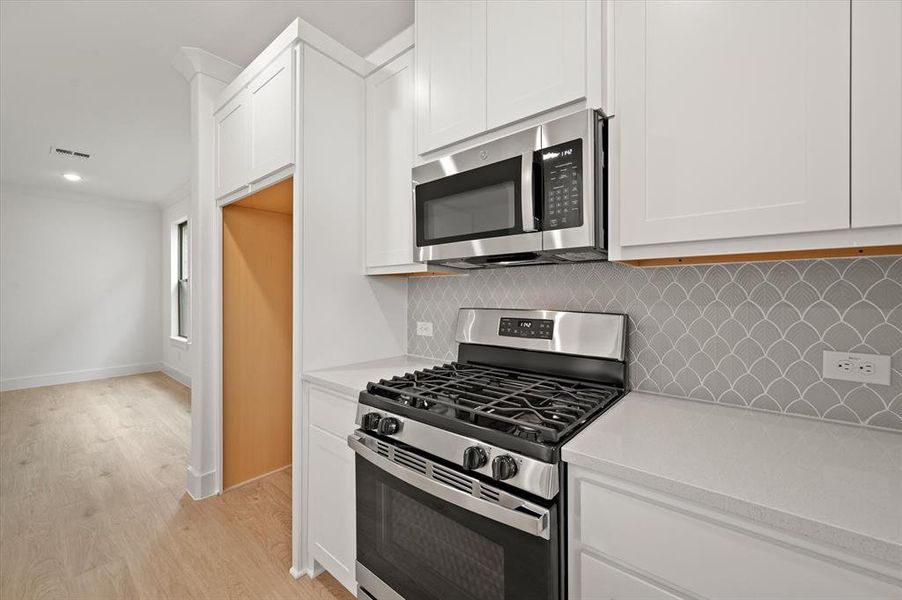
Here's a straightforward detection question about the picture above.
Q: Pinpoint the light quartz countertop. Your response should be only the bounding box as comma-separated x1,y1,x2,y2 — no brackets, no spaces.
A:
302,355,443,398
562,391,902,565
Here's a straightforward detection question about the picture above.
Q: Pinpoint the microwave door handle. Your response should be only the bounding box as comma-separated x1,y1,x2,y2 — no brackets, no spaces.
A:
521,151,537,232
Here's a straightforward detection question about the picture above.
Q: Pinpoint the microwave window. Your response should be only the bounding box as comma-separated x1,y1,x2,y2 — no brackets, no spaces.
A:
424,182,516,241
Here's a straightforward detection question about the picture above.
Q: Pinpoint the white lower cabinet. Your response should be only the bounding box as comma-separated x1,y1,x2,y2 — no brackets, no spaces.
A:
569,468,902,599
578,551,680,600
306,385,357,593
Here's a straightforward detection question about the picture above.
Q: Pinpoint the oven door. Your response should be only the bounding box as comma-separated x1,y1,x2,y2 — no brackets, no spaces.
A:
413,126,542,263
350,432,559,600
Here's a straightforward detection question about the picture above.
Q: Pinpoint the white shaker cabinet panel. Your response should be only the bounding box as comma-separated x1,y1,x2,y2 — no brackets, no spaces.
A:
852,0,902,228
307,385,357,593
249,47,295,183
214,89,251,199
366,51,424,272
308,425,356,592
486,0,586,130
569,470,902,599
416,0,487,153
577,551,681,600
616,0,850,247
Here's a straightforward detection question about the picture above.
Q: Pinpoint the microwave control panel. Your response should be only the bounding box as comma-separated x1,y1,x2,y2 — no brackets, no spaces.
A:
540,139,583,230
498,317,554,340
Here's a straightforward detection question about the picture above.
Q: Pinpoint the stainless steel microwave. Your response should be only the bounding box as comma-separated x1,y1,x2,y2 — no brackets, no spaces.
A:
413,109,608,269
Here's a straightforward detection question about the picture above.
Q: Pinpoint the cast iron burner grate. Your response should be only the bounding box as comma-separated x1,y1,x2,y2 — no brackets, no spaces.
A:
365,362,621,444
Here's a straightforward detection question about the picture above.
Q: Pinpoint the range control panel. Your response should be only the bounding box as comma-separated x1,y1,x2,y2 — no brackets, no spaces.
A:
498,317,554,340
540,138,583,230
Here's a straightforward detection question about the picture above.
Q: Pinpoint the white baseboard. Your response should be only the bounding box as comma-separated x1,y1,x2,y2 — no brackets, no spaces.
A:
186,466,218,500
289,566,308,580
160,363,192,387
0,362,164,392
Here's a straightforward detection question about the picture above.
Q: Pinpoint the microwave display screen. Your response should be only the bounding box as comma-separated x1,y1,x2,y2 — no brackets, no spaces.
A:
541,139,583,231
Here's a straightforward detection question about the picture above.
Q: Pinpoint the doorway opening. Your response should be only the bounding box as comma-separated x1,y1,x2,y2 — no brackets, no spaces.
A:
222,177,293,491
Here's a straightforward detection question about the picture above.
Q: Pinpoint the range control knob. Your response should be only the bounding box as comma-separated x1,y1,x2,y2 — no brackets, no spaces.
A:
462,446,488,470
492,455,518,481
377,416,402,436
360,412,381,431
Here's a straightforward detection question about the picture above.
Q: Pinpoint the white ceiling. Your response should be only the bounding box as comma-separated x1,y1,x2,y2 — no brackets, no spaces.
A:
0,0,413,205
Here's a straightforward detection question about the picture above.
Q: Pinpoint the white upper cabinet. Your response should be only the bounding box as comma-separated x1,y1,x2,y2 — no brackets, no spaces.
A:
214,89,250,199
485,0,586,129
616,0,851,247
366,51,425,274
249,47,295,183
215,45,296,200
416,0,487,154
416,0,592,154
852,0,902,228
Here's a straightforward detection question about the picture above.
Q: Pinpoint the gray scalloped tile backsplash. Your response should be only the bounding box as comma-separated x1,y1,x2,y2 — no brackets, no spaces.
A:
408,256,902,431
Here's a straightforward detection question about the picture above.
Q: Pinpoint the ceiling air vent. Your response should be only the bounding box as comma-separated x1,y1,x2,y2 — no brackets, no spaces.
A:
50,146,91,160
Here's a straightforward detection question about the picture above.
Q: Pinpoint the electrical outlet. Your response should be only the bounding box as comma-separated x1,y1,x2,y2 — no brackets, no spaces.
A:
416,321,433,337
822,351,891,385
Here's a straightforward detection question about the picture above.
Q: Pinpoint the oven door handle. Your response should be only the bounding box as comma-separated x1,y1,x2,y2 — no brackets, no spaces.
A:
348,432,551,540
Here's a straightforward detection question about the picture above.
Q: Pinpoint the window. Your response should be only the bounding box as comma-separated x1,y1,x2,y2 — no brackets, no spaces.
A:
177,220,189,339
171,218,189,342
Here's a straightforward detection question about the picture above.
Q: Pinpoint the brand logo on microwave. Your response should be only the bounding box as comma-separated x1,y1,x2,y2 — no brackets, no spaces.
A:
542,148,574,160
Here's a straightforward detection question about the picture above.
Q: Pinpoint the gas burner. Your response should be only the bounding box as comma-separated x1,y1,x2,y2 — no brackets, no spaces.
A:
366,361,622,445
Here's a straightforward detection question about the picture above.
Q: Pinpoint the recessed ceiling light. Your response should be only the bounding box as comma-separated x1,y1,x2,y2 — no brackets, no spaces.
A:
62,173,82,182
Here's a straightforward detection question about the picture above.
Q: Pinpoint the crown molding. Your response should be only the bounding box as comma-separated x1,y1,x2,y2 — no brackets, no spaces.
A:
171,47,242,84
365,25,414,74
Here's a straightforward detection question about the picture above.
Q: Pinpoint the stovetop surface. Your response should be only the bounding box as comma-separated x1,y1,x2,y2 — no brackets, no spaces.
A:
363,361,623,452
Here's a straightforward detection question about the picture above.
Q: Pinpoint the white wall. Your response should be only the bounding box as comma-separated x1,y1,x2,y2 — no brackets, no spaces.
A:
0,184,162,390
161,194,192,386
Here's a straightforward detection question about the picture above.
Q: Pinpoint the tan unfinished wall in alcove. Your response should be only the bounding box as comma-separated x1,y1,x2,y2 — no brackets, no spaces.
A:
222,179,292,490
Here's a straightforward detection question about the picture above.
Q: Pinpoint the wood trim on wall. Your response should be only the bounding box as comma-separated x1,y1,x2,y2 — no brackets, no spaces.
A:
616,245,902,268
222,186,293,490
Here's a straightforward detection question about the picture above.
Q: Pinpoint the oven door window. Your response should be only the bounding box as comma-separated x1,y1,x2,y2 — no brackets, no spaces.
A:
415,156,524,246
356,455,559,600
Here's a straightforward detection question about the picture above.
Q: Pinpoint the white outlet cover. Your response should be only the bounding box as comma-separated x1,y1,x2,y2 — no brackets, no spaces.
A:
416,321,433,337
822,351,891,385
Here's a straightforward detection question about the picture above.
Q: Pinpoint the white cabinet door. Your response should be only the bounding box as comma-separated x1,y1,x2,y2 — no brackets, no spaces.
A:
486,0,586,129
577,552,681,600
416,0,487,153
852,0,902,228
571,470,902,598
616,1,851,247
214,89,250,199
308,424,356,592
366,51,418,269
249,47,295,183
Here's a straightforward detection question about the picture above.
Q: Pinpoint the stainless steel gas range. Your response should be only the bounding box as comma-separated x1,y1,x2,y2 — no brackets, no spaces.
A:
348,308,628,600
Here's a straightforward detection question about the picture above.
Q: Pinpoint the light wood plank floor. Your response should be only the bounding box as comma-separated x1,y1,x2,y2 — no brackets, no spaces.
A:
0,372,352,600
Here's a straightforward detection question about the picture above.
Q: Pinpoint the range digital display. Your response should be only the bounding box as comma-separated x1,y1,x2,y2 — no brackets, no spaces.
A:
499,317,554,340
